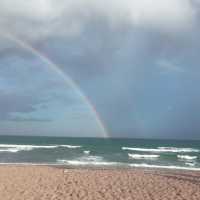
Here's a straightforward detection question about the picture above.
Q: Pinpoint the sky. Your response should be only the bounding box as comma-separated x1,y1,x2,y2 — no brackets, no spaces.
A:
0,0,200,139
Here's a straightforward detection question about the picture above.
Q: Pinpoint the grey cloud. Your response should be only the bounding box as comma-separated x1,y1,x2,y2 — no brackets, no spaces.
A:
0,0,197,45
0,92,48,121
8,116,52,122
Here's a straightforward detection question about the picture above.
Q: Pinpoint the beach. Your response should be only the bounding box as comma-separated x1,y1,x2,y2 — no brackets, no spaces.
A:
0,166,200,200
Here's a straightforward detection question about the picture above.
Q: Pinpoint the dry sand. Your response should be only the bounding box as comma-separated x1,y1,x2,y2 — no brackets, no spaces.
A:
0,166,199,200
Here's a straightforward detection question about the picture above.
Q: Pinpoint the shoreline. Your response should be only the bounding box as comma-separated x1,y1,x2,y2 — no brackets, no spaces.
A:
0,162,200,172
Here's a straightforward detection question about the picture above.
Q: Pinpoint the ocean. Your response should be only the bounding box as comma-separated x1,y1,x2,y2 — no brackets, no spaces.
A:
0,136,200,171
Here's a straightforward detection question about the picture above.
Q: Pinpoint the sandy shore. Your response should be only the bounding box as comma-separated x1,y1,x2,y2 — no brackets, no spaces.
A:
0,166,199,200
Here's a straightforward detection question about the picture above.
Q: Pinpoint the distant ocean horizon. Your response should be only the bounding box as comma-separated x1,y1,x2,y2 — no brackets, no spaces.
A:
0,135,200,171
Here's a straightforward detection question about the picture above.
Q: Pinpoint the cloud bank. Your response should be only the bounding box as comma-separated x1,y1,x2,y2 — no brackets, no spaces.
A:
0,0,197,43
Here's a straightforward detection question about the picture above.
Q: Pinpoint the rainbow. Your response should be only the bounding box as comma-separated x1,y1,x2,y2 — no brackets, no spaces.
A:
1,32,109,138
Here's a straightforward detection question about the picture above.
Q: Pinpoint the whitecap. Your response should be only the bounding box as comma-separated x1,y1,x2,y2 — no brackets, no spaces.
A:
57,155,119,166
57,159,120,166
185,162,195,167
0,144,82,152
129,163,200,171
0,148,19,153
128,153,160,159
122,146,199,153
83,150,90,154
59,145,81,149
158,147,199,153
177,155,197,160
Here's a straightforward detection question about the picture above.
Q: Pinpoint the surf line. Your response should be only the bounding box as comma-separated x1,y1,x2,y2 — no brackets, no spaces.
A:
1,32,108,138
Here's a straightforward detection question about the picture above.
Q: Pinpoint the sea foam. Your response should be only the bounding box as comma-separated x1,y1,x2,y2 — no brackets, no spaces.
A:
57,155,120,166
122,147,199,153
59,145,81,149
0,148,19,153
128,153,160,159
177,155,197,160
185,162,195,167
57,160,120,166
129,163,200,171
158,147,199,153
83,150,90,154
0,144,82,152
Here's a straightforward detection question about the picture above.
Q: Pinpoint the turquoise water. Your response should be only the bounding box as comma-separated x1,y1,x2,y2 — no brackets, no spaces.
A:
0,136,200,170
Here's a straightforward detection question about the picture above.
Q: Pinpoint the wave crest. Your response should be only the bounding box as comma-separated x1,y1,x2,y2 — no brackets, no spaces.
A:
129,163,200,171
57,160,120,166
122,147,199,153
57,155,121,166
0,144,82,153
128,153,160,159
177,155,197,160
83,150,90,154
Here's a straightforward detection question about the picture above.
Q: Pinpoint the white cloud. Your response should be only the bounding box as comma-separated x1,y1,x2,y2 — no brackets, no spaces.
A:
0,0,198,46
157,59,185,73
91,0,195,30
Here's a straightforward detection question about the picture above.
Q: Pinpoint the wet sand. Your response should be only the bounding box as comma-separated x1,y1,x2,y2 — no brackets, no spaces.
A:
0,166,200,200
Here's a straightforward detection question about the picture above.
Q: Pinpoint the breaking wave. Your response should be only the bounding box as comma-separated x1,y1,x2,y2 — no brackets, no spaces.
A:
185,162,195,167
0,144,82,153
158,147,199,153
0,148,19,153
122,147,199,153
128,153,160,159
177,155,197,160
57,160,120,166
57,155,122,166
129,163,200,171
83,150,90,154
59,145,81,149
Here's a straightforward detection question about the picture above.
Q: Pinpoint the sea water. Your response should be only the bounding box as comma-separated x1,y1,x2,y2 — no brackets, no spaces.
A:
0,136,200,170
